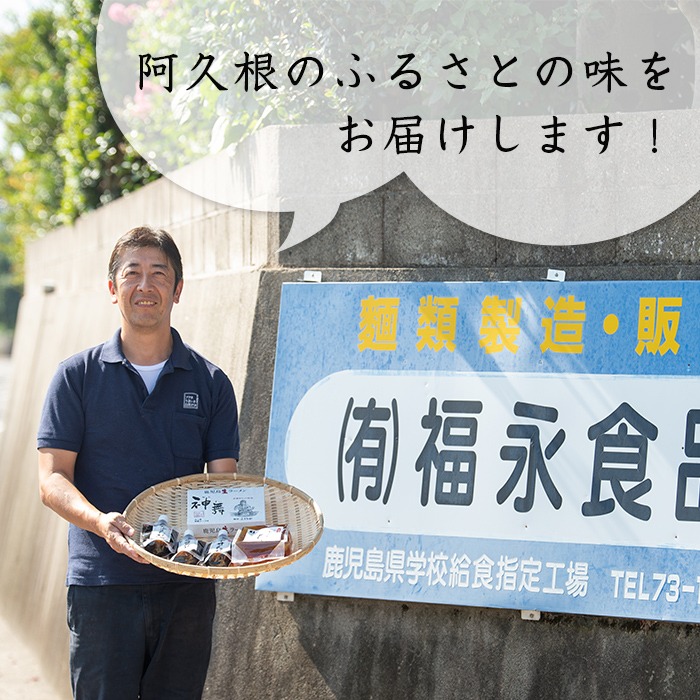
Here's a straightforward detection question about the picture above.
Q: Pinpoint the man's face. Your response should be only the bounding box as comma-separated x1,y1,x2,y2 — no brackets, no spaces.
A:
108,246,183,331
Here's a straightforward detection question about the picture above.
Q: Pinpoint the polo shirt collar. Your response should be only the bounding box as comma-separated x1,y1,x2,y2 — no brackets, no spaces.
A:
169,328,192,369
100,328,191,370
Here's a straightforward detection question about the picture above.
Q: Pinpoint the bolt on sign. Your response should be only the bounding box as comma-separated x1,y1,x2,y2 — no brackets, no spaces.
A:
258,280,700,623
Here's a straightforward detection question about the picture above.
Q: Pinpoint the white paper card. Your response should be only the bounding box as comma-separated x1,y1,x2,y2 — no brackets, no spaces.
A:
187,486,266,537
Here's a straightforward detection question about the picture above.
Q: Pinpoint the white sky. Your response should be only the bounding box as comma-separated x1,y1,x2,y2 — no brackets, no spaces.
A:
0,0,57,35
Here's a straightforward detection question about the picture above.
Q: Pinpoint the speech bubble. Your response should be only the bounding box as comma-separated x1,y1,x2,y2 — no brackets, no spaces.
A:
96,0,700,248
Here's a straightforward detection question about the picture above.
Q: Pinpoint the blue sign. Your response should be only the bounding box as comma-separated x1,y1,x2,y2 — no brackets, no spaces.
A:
257,280,700,622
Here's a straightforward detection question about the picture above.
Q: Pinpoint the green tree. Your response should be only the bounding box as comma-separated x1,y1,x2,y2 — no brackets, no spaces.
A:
0,0,160,334
0,8,67,266
56,0,158,221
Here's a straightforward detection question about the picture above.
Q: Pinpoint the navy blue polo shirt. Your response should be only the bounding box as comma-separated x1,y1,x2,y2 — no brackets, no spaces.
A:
37,328,240,586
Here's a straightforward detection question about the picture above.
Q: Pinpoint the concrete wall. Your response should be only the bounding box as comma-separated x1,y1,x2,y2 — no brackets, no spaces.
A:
2,159,700,699
0,168,275,699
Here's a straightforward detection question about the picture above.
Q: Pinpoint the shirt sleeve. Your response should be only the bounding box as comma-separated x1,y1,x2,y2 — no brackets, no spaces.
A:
203,369,240,462
37,360,85,453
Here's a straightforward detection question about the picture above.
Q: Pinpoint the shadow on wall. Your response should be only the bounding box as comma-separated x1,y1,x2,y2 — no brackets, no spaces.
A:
288,595,700,700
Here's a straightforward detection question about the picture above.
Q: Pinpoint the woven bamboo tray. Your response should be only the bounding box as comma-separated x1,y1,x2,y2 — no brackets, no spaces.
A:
123,472,323,579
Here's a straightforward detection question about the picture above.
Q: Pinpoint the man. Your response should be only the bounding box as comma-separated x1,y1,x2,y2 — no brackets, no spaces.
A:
37,226,239,700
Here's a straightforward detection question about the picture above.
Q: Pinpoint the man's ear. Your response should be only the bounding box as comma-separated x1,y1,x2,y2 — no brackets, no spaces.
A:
108,278,118,304
173,279,183,304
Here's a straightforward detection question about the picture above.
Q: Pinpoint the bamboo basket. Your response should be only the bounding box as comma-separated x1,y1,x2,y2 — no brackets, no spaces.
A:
123,472,324,579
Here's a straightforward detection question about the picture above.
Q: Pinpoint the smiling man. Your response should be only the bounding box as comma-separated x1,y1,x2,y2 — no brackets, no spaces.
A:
37,226,239,700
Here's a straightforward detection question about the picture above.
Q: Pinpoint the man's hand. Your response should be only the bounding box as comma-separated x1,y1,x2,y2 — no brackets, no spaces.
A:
97,512,148,564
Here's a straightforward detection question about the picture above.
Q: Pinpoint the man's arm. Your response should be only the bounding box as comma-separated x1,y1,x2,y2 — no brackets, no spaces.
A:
38,447,147,563
208,458,238,474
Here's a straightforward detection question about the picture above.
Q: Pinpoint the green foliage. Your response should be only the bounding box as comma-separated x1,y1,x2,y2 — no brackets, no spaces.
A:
56,0,158,221
0,0,160,292
0,9,67,269
0,8,65,331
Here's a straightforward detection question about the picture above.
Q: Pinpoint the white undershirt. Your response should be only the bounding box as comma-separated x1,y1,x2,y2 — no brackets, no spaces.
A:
131,360,167,394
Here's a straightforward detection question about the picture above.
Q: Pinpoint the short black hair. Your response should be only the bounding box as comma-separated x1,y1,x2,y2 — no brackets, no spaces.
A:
108,226,183,290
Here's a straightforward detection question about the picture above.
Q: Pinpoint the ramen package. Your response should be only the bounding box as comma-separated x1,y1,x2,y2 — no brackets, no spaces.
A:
201,528,235,567
141,514,179,558
231,525,291,565
171,529,205,565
